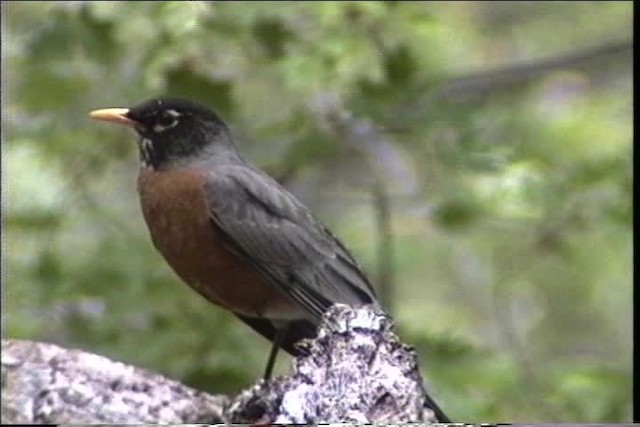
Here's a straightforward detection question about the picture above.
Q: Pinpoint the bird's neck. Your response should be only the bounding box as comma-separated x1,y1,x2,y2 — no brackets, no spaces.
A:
138,135,244,171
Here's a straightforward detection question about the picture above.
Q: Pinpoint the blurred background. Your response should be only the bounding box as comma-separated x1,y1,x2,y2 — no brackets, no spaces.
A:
3,1,632,423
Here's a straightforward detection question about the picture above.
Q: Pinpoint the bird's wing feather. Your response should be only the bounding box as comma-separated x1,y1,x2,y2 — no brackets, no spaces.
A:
204,164,377,321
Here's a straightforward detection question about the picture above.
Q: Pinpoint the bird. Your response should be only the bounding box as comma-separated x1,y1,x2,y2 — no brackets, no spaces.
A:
89,97,450,423
89,97,378,374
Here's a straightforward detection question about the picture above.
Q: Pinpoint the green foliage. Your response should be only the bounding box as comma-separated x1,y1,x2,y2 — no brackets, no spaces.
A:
5,1,631,422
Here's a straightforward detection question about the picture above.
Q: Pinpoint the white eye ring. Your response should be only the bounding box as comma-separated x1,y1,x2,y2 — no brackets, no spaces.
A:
153,109,181,133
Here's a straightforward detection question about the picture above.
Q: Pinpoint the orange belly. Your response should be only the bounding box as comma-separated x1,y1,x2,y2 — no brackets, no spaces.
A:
137,166,302,320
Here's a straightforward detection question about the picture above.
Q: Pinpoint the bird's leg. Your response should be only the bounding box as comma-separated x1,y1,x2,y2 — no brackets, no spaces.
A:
263,325,288,381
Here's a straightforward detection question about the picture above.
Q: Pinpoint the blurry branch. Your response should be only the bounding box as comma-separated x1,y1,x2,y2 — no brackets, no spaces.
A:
2,305,446,424
412,39,632,112
311,92,419,195
372,179,396,314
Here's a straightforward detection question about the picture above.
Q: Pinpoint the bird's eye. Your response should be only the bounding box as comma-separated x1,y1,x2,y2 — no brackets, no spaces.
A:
153,110,180,133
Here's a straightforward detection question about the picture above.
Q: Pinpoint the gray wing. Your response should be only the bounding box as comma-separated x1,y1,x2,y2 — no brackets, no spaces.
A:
204,164,378,321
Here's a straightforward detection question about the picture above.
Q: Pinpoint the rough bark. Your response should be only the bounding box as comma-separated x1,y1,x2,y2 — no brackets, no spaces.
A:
1,338,227,424
2,304,443,424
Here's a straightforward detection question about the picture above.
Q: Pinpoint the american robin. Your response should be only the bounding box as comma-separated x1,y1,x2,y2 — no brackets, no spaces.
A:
89,97,450,422
89,97,378,373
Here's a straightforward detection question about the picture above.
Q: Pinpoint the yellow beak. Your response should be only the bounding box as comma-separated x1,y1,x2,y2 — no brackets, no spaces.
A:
88,108,138,127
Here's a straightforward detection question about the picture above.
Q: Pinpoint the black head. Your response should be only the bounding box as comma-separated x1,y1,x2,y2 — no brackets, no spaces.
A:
90,97,236,169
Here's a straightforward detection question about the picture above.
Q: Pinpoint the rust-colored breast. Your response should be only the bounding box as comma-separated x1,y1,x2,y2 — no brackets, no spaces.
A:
137,166,300,319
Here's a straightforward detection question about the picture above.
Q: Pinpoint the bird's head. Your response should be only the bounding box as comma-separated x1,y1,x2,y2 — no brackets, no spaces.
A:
90,97,236,170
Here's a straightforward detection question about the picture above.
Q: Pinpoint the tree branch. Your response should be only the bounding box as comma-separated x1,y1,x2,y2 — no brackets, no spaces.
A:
406,39,633,116
2,305,448,424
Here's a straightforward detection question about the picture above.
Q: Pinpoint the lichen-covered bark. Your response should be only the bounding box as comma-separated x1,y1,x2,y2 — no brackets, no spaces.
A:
227,304,442,424
1,339,227,424
2,305,446,424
